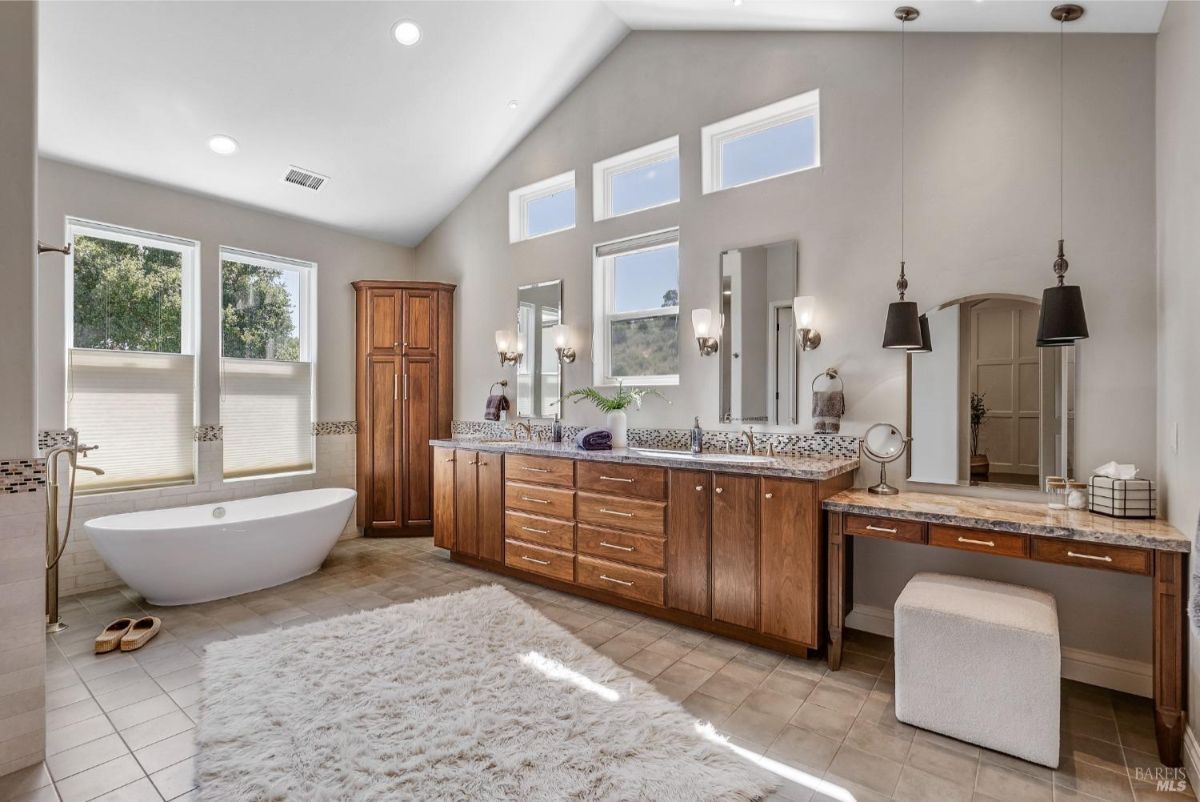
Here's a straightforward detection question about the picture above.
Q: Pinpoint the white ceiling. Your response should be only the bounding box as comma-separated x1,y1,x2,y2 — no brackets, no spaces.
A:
38,1,1166,247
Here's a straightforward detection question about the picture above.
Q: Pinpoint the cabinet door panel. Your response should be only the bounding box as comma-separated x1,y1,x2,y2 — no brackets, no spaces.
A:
432,447,456,549
369,290,399,353
760,478,818,644
454,449,479,557
401,357,436,527
667,470,710,616
711,474,759,630
402,290,437,355
367,357,399,527
476,451,504,563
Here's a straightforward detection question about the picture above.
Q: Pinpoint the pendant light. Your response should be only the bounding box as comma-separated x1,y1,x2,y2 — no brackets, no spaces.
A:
1036,4,1089,347
882,6,923,350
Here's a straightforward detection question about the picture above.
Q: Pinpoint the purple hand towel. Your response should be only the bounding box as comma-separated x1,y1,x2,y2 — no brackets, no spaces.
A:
575,427,612,451
484,394,509,422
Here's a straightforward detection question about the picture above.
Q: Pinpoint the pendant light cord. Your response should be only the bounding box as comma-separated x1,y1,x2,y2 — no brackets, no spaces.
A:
1059,16,1064,242
900,13,906,265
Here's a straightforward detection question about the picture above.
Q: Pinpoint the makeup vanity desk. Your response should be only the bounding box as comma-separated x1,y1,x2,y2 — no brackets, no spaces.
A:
822,488,1191,766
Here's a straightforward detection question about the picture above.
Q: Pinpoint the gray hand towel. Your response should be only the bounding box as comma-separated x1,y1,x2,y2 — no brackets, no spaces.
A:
812,390,845,434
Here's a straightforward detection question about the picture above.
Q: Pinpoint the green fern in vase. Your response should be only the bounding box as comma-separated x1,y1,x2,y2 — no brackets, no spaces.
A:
560,383,667,413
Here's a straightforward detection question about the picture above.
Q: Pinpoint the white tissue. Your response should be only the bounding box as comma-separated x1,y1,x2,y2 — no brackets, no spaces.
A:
1093,461,1139,480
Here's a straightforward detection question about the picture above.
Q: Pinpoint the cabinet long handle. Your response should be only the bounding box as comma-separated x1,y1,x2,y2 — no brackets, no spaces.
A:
1067,551,1113,563
600,574,634,587
957,536,994,547
599,508,634,518
865,524,897,533
521,496,549,505
599,475,633,483
600,541,635,552
403,374,408,401
393,375,398,400
521,526,549,535
521,556,550,566
522,466,549,473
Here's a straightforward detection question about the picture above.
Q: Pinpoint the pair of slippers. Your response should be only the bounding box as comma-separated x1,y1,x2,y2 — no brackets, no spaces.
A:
95,616,161,654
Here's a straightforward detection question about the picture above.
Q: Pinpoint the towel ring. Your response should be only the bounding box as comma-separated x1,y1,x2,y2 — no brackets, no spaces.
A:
489,379,509,395
811,368,843,393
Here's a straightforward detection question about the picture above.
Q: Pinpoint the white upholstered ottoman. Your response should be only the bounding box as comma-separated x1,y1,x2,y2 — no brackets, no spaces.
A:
894,573,1061,768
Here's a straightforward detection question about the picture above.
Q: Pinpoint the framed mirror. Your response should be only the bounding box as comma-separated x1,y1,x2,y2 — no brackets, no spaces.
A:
516,280,562,419
717,240,799,426
907,294,1076,492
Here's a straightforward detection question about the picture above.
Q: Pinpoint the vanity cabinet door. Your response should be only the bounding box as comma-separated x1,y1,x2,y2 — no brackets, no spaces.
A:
476,452,504,564
667,470,710,616
366,356,401,529
711,474,759,630
759,478,819,645
454,449,479,557
432,447,456,550
400,356,436,528
367,289,401,353
401,289,437,356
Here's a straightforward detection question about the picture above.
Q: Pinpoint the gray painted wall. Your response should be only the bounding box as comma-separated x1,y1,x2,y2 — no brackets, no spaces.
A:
414,30,1159,666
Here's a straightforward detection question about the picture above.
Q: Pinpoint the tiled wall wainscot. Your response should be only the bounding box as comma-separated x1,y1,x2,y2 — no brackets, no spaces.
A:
40,425,359,598
0,459,47,777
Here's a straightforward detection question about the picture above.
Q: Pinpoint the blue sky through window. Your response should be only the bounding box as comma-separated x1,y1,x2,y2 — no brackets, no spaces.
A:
611,156,680,216
526,187,575,237
613,244,678,313
721,115,816,188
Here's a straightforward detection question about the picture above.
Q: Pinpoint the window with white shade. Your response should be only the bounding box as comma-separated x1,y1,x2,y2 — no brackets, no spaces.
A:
701,90,820,194
509,171,575,242
66,219,198,492
592,229,680,386
593,136,680,221
220,247,316,480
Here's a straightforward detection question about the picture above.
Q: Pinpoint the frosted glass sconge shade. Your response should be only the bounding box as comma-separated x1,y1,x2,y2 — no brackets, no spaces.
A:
495,330,513,352
550,323,576,363
691,309,714,338
495,329,520,366
691,308,720,356
792,296,821,350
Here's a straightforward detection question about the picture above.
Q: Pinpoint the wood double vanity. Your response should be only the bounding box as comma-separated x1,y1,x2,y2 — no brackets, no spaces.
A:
431,439,857,653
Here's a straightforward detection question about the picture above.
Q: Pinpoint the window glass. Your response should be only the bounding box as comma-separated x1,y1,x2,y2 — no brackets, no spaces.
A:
526,187,575,238
610,316,679,379
221,258,303,361
72,235,183,353
613,244,680,313
610,155,680,217
721,114,817,189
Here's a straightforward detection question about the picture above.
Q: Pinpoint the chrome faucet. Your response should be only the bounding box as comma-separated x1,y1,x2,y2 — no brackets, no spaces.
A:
741,426,757,455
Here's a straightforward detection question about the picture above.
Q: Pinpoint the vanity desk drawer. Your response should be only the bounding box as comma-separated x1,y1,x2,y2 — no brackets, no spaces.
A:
505,511,574,551
845,514,926,543
576,555,665,607
576,462,667,501
505,482,575,519
1031,537,1152,575
505,454,575,488
576,524,665,570
929,525,1029,558
505,539,575,582
576,492,667,536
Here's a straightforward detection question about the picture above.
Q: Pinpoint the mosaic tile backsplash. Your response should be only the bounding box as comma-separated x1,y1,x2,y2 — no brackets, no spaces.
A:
450,420,861,458
313,420,358,436
0,457,46,493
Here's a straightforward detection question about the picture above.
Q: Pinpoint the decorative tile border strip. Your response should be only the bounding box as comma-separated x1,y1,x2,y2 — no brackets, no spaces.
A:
37,430,74,451
451,420,860,458
313,421,357,436
194,424,223,443
0,457,46,494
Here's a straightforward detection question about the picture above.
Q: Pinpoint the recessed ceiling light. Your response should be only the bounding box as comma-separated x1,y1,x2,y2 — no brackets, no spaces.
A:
732,0,743,6
207,135,238,155
392,20,421,46
507,100,519,110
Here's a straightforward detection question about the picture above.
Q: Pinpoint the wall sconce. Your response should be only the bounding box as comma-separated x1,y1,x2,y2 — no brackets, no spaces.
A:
495,329,521,367
550,324,576,364
793,295,821,351
691,309,722,356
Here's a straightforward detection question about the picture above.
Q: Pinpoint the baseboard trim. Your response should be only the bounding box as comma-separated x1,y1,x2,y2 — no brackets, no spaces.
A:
845,604,1152,698
1183,726,1200,793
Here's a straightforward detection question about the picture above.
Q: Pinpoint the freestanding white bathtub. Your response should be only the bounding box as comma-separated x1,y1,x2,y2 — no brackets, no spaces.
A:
85,488,357,606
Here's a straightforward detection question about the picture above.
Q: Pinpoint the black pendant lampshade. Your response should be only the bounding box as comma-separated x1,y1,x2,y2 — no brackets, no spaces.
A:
883,262,923,349
907,313,933,353
1036,240,1088,347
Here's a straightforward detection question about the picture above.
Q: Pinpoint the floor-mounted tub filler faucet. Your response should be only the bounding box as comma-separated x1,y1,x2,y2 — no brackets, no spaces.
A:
45,428,103,633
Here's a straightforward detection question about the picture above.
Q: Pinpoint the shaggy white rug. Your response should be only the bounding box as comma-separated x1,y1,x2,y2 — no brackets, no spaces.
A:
197,585,776,801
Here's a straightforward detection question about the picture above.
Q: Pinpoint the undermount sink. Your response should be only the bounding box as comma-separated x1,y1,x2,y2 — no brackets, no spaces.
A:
632,448,775,465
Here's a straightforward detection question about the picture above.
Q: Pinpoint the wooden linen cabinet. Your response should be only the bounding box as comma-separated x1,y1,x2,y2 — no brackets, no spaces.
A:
353,281,455,536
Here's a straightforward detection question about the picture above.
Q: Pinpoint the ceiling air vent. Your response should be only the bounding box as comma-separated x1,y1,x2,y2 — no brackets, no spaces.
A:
282,165,329,192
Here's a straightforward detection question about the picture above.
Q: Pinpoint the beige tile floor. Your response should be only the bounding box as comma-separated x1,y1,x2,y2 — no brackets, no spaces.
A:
0,537,1191,802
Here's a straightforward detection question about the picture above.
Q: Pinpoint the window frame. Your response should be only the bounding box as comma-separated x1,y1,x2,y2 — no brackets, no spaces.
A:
508,170,576,243
592,135,680,222
591,228,681,388
701,89,821,194
218,245,318,482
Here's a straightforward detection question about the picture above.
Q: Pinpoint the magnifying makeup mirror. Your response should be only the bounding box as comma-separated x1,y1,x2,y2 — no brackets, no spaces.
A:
863,423,910,495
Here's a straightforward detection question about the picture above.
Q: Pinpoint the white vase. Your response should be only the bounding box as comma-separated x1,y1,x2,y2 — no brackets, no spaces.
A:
606,410,628,448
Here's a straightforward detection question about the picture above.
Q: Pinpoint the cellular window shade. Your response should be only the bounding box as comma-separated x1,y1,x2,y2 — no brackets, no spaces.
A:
595,229,678,258
67,349,195,492
221,358,313,479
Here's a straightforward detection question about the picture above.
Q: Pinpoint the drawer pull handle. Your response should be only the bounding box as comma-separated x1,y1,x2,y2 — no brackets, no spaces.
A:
522,466,549,473
865,525,898,533
599,508,634,518
521,496,549,505
957,536,994,547
443,458,455,463
695,485,704,491
1067,551,1113,563
466,459,478,465
600,541,635,552
600,574,634,587
764,493,773,499
521,556,551,566
521,526,549,535
600,475,634,483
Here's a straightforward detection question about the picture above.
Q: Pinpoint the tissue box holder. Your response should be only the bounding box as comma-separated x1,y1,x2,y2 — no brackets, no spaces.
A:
1088,476,1155,519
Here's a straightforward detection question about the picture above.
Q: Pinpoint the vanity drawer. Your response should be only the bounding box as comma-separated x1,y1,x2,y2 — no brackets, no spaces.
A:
576,461,667,501
1031,537,1151,575
576,555,665,607
576,492,667,536
505,454,575,488
505,539,575,582
929,525,1029,558
505,482,575,519
576,524,665,570
505,511,574,551
845,514,926,543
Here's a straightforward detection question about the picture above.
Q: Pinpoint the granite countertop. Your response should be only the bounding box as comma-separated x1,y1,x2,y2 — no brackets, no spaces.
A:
429,437,859,481
823,488,1191,553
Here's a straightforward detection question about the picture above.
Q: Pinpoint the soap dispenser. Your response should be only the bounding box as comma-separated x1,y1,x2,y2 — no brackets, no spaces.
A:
691,416,703,455
552,414,562,444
